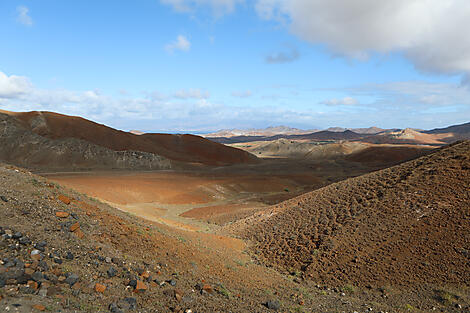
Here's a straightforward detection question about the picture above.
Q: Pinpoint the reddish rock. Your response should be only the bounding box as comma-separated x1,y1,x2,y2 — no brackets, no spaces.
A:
55,211,69,218
134,280,147,293
58,195,71,205
94,283,106,293
202,284,213,294
27,280,39,290
33,304,46,311
74,229,85,239
69,222,80,232
141,271,150,279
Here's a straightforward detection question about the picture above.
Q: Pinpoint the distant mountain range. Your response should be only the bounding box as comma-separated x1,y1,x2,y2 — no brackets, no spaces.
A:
205,126,385,138
206,122,470,145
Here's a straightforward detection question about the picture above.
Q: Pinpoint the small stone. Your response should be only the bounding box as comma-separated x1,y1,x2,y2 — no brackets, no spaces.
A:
105,257,112,263
202,284,213,294
38,260,49,271
19,237,31,245
5,267,24,280
0,195,8,202
120,297,137,310
107,267,117,278
34,243,46,253
65,252,74,260
54,258,62,264
38,287,48,297
74,229,84,239
141,271,150,279
134,280,147,293
109,303,123,313
175,289,183,302
128,279,137,288
12,232,22,239
69,222,80,232
27,280,39,290
266,300,281,311
169,279,177,286
95,283,106,293
32,272,44,282
64,273,79,286
55,212,69,218
32,304,46,311
58,195,71,205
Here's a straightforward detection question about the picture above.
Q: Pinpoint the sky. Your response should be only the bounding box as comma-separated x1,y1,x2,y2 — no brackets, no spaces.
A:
0,0,469,133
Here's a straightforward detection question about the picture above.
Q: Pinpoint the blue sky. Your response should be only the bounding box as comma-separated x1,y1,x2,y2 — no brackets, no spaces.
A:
1,0,469,132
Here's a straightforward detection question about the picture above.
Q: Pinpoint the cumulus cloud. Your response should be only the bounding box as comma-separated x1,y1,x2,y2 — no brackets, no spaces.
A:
321,97,358,106
0,72,32,98
161,0,243,16
173,88,209,99
266,46,300,64
16,5,33,26
256,0,470,77
165,35,191,53
232,90,252,98
1,71,469,131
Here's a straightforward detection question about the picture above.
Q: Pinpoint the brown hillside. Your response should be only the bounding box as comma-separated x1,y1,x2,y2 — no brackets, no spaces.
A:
3,110,257,166
230,141,470,287
346,145,435,165
360,128,448,145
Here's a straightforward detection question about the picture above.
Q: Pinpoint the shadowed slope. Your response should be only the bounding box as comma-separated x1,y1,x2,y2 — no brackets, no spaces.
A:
229,141,470,287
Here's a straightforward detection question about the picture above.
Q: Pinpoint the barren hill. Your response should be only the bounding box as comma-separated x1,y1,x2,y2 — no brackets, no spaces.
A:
209,130,364,144
229,141,470,287
0,110,257,169
424,121,470,143
359,128,447,145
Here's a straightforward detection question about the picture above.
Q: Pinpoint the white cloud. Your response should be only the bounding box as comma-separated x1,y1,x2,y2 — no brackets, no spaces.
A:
0,72,32,98
17,5,33,26
1,71,469,131
232,90,252,98
256,0,470,78
173,88,209,99
321,97,358,106
161,0,243,17
165,35,191,53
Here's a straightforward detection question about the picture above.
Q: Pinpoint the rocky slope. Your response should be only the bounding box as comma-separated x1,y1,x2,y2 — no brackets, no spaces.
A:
229,141,470,289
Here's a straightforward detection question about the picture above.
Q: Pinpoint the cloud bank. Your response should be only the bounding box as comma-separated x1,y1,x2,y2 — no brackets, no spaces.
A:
1,71,469,131
256,0,470,80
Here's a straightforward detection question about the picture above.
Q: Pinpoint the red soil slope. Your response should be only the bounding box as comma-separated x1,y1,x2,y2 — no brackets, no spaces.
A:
5,110,258,166
231,141,470,287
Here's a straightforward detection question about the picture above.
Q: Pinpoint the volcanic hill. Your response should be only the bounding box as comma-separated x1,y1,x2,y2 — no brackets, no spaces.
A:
229,140,470,288
0,110,257,170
